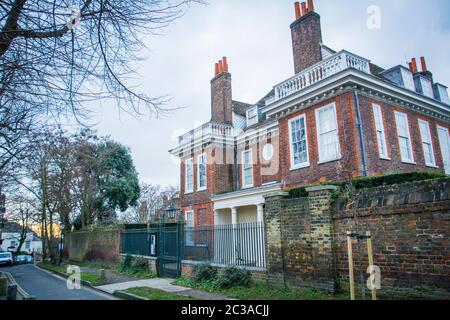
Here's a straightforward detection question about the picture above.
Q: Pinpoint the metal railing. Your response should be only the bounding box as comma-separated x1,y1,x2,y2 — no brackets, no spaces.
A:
120,222,267,269
183,222,266,269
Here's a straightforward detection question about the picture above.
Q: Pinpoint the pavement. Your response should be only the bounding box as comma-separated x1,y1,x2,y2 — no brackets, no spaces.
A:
1,264,115,300
3,263,233,300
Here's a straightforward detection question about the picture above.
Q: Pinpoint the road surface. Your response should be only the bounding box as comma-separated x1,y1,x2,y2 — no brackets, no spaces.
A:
1,264,115,300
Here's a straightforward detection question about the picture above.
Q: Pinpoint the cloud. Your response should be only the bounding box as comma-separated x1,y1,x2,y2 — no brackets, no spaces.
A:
92,0,450,187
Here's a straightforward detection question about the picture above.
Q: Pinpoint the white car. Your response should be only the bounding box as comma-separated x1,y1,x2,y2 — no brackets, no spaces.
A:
0,252,13,266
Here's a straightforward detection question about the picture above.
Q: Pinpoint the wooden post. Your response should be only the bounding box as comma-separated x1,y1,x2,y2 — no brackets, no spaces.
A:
347,232,355,300
366,231,377,301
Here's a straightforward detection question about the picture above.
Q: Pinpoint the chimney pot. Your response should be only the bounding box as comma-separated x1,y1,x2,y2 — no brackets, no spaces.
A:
307,0,314,12
420,56,427,72
223,56,228,72
301,2,307,17
294,2,301,20
408,62,413,72
215,63,219,76
218,60,223,74
411,58,418,73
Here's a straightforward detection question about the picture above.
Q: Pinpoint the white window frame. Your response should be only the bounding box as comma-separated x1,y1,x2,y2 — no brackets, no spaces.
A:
418,119,437,168
197,153,207,191
185,210,194,246
394,111,415,164
372,104,390,160
241,150,254,189
315,103,341,164
246,106,258,127
184,158,194,194
288,114,310,170
437,125,450,175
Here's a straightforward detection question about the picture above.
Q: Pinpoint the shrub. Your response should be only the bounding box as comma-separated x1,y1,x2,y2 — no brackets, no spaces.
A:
192,263,218,282
219,267,251,289
132,256,149,271
119,255,133,271
287,171,445,198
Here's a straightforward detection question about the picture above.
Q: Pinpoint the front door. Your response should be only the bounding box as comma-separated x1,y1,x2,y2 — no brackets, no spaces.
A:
437,126,450,174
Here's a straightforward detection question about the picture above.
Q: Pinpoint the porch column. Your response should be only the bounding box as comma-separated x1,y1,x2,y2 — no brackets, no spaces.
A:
231,207,238,225
257,203,265,268
214,209,219,226
231,207,238,264
257,204,264,223
214,209,219,263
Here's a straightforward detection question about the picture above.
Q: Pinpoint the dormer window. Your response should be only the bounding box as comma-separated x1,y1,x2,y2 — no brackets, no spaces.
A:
246,106,258,127
400,68,415,91
414,75,434,98
433,83,450,105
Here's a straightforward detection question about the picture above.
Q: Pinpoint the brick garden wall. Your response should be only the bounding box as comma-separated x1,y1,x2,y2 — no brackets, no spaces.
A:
264,178,450,292
333,178,450,290
265,188,337,292
65,229,122,263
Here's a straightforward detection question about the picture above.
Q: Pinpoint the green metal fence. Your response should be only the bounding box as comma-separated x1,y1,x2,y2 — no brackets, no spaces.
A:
183,222,266,269
120,222,266,269
121,228,156,256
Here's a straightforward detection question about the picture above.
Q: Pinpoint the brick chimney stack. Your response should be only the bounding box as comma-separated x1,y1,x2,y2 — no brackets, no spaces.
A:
211,57,233,125
419,56,433,82
291,0,323,74
409,56,433,82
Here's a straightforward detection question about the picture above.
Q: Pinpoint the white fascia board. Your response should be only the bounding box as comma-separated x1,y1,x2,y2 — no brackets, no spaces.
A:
211,184,282,210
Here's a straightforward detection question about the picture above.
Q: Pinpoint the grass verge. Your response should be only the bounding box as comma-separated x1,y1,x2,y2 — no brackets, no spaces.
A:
37,262,105,286
125,287,197,300
64,259,157,280
172,277,348,300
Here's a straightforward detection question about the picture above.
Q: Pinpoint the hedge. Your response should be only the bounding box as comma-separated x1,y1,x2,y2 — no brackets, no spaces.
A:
287,171,446,198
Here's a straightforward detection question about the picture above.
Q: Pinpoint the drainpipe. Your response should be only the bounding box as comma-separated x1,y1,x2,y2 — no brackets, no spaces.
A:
353,91,369,177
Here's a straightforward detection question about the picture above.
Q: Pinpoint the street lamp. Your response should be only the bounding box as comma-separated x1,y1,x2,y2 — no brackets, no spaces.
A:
58,221,65,266
165,204,175,221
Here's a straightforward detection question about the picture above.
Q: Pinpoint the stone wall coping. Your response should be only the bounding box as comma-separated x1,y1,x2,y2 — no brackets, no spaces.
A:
181,260,267,273
263,191,289,199
305,185,340,192
120,253,157,261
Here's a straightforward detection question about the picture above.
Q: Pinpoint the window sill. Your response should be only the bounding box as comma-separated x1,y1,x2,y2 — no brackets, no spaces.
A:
241,184,254,190
379,156,391,161
197,187,207,192
425,164,439,169
401,160,416,165
184,191,194,195
290,163,310,171
317,157,342,165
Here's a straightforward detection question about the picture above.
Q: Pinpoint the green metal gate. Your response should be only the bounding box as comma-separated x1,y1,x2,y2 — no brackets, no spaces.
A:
158,222,183,278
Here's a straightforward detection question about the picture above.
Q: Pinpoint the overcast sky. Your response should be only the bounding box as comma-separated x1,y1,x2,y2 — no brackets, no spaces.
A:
90,0,450,188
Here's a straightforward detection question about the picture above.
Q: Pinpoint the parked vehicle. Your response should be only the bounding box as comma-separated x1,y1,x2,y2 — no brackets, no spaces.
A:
25,255,34,264
15,255,29,265
0,252,13,266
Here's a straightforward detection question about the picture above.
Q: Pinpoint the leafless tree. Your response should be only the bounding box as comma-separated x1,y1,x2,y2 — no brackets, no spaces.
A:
0,0,202,179
120,183,178,224
4,193,39,253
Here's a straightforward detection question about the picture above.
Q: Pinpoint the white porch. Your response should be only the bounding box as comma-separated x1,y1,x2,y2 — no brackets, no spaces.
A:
209,183,282,268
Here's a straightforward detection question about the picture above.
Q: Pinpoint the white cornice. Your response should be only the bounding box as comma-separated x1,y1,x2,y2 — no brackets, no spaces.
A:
262,69,450,123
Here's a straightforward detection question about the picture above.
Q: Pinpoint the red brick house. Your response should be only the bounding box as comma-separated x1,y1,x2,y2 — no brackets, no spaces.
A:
170,1,450,229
